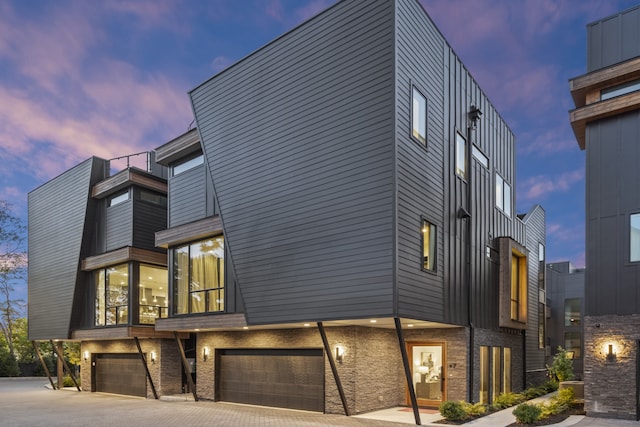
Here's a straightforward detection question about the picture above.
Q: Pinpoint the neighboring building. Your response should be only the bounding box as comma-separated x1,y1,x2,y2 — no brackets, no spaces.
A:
29,0,546,421
569,4,640,420
546,262,585,378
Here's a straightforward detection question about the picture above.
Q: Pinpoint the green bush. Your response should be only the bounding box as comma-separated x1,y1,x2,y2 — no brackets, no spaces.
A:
542,380,559,393
439,400,467,421
523,386,546,400
513,403,542,424
493,392,525,409
547,347,575,382
461,401,486,417
540,387,575,419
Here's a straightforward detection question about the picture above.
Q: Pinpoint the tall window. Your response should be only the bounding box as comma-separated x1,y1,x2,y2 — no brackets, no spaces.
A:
412,86,427,145
564,298,581,326
491,347,501,401
139,264,168,324
538,242,546,349
479,346,489,404
455,132,467,178
630,213,640,262
422,219,436,271
510,252,527,322
503,347,512,394
496,174,511,217
95,264,129,326
173,236,225,315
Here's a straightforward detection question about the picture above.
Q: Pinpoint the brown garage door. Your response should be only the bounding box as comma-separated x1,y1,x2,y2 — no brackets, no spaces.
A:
93,353,146,397
217,348,324,412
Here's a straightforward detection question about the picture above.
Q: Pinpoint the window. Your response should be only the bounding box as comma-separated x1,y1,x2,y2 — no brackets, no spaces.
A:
564,298,581,326
472,145,489,168
510,252,527,322
108,191,129,207
172,154,203,176
491,347,501,401
498,237,528,329
496,174,511,217
411,87,427,144
538,303,546,349
455,132,467,178
630,213,640,262
139,264,168,324
479,346,489,404
503,347,511,394
95,264,129,326
564,332,581,358
140,190,167,208
173,236,225,315
601,79,640,101
422,219,436,271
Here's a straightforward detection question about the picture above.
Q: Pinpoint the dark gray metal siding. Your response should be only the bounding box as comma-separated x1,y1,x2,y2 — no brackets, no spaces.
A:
190,0,396,324
585,112,640,315
168,164,208,228
105,198,133,251
587,5,640,72
133,189,167,252
28,157,107,340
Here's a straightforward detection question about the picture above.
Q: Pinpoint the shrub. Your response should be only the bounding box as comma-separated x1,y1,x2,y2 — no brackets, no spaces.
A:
547,347,575,382
57,376,81,388
542,380,559,393
513,403,542,424
523,386,546,400
439,400,467,421
493,392,525,409
461,401,486,417
540,387,575,419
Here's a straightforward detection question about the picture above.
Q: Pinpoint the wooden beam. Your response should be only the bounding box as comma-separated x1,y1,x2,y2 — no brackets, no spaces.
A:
32,341,56,390
174,332,198,401
394,318,421,426
49,340,81,392
317,322,349,416
134,337,158,399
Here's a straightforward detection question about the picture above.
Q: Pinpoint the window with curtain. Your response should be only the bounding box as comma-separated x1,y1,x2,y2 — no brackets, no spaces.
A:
173,236,225,315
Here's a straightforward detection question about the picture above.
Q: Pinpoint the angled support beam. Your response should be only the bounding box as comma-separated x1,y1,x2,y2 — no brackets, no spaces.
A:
134,337,158,399
32,341,56,390
174,331,198,401
317,322,350,416
49,340,81,391
394,317,421,426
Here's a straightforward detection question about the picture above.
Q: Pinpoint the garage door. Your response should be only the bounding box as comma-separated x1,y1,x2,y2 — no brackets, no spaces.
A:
217,348,324,412
94,353,146,397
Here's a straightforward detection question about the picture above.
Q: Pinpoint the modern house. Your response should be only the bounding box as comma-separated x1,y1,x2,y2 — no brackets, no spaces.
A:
569,4,640,420
546,262,585,378
28,0,546,422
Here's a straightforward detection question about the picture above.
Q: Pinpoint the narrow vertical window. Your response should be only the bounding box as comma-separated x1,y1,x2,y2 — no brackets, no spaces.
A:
496,174,504,211
538,303,546,349
479,346,489,404
456,132,467,178
564,298,581,326
412,87,427,145
95,270,105,326
631,213,640,262
491,347,501,402
496,173,511,217
510,251,527,322
503,347,511,393
504,182,511,217
422,219,436,271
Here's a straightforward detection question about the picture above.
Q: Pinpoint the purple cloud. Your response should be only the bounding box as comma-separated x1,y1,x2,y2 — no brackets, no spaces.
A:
520,169,583,201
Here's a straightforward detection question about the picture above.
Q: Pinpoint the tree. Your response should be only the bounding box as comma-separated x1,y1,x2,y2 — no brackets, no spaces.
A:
547,346,575,382
0,200,27,370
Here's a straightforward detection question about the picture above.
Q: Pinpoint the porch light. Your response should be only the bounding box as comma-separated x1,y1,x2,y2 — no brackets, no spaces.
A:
203,347,209,361
83,351,89,361
150,351,156,364
605,343,617,362
335,346,344,363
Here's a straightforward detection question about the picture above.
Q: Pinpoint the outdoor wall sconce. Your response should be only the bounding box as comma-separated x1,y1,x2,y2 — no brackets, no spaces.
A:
203,347,209,361
83,351,89,362
605,343,617,362
150,351,156,364
335,346,344,363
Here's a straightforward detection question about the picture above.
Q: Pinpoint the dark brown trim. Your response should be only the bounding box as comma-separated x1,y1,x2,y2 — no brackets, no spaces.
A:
92,168,167,199
174,331,198,401
154,128,201,166
71,326,187,340
155,216,223,249
32,341,56,390
317,322,349,416
82,247,166,271
395,317,421,426
134,336,158,399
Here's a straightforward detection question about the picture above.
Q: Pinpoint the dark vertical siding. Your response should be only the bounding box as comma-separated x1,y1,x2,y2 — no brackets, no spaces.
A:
587,5,640,72
395,0,445,321
586,111,640,315
190,0,396,324
133,189,167,252
168,164,207,227
105,199,133,251
28,157,107,340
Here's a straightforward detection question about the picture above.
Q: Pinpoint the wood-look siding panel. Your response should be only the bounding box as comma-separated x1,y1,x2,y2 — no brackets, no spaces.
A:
190,0,396,325
28,157,107,340
105,200,133,251
168,164,207,227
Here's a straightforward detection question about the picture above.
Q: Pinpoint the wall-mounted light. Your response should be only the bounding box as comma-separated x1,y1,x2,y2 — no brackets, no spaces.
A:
335,346,344,363
83,351,89,362
203,347,209,362
605,343,617,362
150,351,156,364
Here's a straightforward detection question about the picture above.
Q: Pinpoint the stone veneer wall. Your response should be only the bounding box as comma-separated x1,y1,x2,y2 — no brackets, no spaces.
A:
81,338,182,399
584,314,640,419
472,328,525,403
196,325,469,414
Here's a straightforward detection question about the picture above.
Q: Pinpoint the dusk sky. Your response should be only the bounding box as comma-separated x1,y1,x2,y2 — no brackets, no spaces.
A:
2,0,640,299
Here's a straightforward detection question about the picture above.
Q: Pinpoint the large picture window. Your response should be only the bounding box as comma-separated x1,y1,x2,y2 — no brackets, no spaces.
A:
173,236,225,315
412,86,427,145
422,219,436,271
95,264,129,326
139,264,168,324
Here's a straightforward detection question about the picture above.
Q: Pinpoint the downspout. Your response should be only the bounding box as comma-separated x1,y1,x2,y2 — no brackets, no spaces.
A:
466,106,482,402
